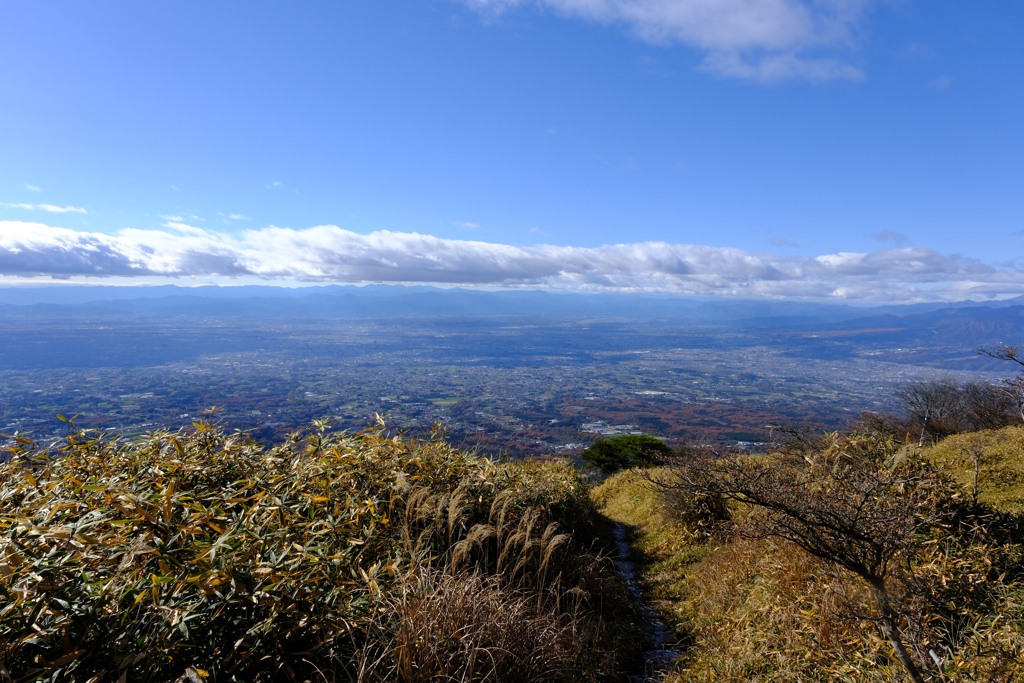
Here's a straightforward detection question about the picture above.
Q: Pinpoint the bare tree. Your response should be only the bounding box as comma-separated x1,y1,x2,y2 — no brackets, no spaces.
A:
897,379,967,445
961,381,1018,430
897,378,1018,444
661,442,953,683
852,410,913,442
979,344,1024,370
979,345,1024,423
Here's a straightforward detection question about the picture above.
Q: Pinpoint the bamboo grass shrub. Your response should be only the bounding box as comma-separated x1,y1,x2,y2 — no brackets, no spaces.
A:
0,421,639,682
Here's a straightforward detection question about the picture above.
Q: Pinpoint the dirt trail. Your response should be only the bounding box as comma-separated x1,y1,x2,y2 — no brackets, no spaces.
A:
611,523,681,682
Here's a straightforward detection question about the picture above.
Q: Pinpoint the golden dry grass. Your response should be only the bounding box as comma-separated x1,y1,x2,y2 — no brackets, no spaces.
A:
593,440,1024,683
0,422,639,682
924,425,1024,513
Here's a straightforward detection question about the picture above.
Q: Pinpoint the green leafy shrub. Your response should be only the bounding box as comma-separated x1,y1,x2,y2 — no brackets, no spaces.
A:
581,434,672,475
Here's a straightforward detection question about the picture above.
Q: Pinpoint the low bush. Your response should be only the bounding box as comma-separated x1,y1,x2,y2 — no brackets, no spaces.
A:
0,421,640,682
596,430,1024,682
581,435,672,475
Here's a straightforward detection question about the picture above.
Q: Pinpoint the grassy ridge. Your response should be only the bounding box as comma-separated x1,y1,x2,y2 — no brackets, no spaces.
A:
6,417,1022,681
925,425,1024,513
594,429,1024,682
0,422,640,682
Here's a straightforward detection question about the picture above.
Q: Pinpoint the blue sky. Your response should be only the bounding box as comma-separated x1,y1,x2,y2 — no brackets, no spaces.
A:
1,0,1022,302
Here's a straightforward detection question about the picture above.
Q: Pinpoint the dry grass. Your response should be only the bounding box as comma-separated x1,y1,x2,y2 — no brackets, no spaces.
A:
924,425,1024,513
0,422,640,682
675,535,903,682
593,437,1024,683
356,568,619,683
592,469,712,611
591,467,727,680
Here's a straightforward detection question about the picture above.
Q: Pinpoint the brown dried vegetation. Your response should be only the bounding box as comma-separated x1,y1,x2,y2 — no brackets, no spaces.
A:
0,420,640,682
597,430,1024,682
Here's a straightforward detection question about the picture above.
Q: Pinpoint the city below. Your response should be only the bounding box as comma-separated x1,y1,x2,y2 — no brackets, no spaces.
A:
2,285,1020,456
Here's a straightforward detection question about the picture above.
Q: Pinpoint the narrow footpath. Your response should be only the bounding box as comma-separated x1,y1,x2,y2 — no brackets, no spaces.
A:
611,522,682,682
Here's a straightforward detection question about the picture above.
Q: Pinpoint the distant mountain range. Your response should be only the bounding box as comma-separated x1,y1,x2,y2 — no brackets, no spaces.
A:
3,283,1023,324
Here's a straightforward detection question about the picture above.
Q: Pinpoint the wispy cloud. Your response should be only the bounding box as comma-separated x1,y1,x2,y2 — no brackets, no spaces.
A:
455,221,481,230
900,42,935,61
873,229,908,245
461,0,870,83
700,51,863,83
22,184,43,193
219,212,252,222
0,220,1018,303
769,233,799,248
162,220,215,237
3,202,87,215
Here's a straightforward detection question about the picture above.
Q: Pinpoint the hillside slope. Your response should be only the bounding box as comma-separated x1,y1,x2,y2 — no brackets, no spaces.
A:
594,429,1024,682
0,422,641,682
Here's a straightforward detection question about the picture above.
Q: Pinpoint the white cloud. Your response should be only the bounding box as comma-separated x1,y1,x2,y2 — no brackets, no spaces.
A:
3,202,88,215
0,220,1019,303
162,220,214,237
22,184,43,193
461,0,869,83
455,221,481,230
218,212,251,222
699,51,863,83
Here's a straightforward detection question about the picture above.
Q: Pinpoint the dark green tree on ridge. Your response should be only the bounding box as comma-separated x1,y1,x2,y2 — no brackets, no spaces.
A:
581,434,671,474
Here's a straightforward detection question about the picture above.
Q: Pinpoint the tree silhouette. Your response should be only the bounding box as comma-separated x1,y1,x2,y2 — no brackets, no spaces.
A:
581,434,671,474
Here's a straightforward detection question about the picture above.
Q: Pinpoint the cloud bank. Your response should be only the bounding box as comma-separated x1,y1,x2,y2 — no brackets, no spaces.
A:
462,0,869,82
3,202,88,215
1,221,1018,303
